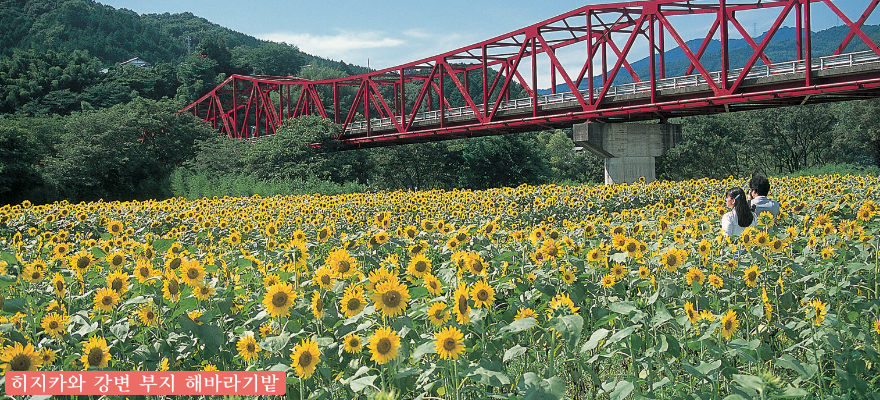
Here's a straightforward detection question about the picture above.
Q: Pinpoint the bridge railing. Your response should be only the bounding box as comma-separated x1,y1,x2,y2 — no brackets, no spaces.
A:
346,50,880,134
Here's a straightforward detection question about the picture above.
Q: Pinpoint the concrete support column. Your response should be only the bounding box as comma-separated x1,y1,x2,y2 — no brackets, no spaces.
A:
573,122,681,185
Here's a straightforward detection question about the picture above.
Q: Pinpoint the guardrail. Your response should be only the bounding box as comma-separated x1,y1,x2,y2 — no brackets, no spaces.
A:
345,50,880,133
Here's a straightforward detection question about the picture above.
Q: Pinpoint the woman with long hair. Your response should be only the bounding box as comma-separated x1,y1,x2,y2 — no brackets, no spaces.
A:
721,187,757,236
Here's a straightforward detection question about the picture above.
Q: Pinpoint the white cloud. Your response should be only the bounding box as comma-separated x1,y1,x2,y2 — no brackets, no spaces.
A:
258,30,405,62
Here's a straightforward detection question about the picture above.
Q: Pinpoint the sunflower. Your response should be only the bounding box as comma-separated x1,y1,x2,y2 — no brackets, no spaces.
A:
407,253,432,278
40,313,68,338
50,272,67,297
290,338,321,378
259,321,279,337
194,284,215,300
311,291,324,320
600,274,616,288
134,259,156,284
40,347,57,365
22,263,45,283
423,273,443,296
325,248,359,279
638,266,651,280
180,260,206,287
743,265,761,288
697,239,712,259
820,247,835,260
514,308,538,321
263,222,278,237
754,231,771,247
228,231,242,246
1,341,42,374
262,282,297,318
106,251,126,270
685,268,705,286
402,225,419,240
660,248,684,272
464,253,488,276
366,265,395,293
370,279,410,318
586,248,604,263
409,241,429,257
137,303,159,326
93,288,120,313
317,226,334,242
368,326,401,365
684,301,698,325
203,363,218,371
721,310,738,340
454,283,470,325
470,280,495,308
611,263,627,280
369,231,391,248
808,298,828,326
547,293,580,319
236,333,261,363
340,285,366,318
434,326,465,360
106,270,130,295
560,268,576,284
80,335,111,369
708,274,724,289
427,302,450,326
53,242,71,259
164,255,185,272
874,318,880,335
162,273,182,303
343,334,363,354
106,220,124,236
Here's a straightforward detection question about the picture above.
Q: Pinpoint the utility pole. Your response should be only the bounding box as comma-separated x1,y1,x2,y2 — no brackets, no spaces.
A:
186,36,192,54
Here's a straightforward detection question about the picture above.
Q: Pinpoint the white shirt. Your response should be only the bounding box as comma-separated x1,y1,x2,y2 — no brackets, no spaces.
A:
721,210,758,236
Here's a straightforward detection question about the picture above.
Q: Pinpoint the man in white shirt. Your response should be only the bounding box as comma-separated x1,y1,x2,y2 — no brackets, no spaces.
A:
748,174,781,218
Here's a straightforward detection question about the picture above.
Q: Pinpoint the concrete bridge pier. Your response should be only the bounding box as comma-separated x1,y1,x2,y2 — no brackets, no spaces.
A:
573,122,681,185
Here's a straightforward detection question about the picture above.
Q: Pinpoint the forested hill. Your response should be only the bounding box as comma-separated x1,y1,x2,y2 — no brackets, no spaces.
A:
0,0,368,115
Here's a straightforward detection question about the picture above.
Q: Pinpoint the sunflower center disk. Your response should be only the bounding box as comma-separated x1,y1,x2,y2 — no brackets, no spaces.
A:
298,351,312,366
382,291,400,308
11,354,31,371
272,293,288,307
377,338,392,354
443,338,457,351
88,348,104,366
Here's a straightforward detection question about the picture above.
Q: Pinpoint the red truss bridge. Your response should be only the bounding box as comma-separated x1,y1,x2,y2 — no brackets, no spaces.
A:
181,0,880,148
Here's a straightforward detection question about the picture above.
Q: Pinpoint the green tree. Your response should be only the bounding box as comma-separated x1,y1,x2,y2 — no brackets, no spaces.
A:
233,42,304,76
746,104,838,174
0,116,61,204
540,129,603,183
242,115,341,181
45,98,214,201
659,114,748,180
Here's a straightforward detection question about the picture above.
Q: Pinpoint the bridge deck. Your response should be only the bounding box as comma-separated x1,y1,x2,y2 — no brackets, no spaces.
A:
343,50,880,141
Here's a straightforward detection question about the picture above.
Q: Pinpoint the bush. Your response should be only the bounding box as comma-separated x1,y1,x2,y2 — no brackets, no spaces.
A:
785,163,880,177
169,168,368,199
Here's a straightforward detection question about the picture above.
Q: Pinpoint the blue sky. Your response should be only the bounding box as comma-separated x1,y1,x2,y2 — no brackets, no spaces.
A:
97,0,877,73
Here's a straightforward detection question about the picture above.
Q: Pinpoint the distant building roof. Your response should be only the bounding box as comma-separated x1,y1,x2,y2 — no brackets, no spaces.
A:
101,57,152,73
120,57,151,68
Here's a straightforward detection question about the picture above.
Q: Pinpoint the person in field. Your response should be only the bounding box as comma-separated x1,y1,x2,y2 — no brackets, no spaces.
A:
721,187,757,237
748,174,781,218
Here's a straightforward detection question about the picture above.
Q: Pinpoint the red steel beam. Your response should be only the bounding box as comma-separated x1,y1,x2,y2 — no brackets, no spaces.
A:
179,0,880,148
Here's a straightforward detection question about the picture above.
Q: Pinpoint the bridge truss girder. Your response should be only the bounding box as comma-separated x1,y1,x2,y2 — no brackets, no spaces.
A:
181,0,880,147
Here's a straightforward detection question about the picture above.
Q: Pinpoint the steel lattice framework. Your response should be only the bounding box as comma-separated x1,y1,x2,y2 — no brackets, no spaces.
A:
182,0,880,147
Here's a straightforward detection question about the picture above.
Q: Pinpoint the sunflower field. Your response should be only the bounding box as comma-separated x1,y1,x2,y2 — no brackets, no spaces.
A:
0,174,878,399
